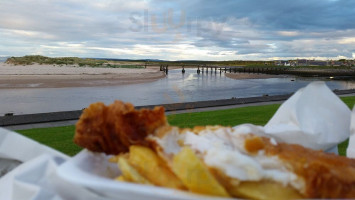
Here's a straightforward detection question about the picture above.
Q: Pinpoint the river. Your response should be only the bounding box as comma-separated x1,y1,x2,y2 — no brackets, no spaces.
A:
0,68,354,115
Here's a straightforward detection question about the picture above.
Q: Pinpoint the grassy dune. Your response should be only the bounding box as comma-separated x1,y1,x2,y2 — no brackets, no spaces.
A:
5,55,144,68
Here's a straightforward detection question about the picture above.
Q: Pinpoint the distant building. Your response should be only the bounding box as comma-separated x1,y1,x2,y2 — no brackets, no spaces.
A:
295,59,329,67
308,60,328,66
274,59,354,67
329,61,343,66
297,59,308,66
274,60,291,66
348,60,355,67
289,60,298,66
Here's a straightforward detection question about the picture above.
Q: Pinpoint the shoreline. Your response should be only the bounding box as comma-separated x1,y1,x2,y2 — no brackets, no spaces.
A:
0,63,166,89
0,63,290,88
0,73,166,89
225,72,287,80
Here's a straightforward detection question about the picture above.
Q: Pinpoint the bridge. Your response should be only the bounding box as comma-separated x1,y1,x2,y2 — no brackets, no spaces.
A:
142,64,355,77
157,64,245,74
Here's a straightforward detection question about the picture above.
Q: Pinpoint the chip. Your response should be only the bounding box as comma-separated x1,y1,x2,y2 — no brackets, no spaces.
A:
228,181,302,200
117,155,152,185
172,147,230,197
128,145,185,189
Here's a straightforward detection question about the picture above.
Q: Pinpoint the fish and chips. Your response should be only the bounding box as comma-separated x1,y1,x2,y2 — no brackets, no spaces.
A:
74,101,355,199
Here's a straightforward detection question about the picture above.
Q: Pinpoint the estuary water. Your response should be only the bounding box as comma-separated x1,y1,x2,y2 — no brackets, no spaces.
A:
0,68,354,115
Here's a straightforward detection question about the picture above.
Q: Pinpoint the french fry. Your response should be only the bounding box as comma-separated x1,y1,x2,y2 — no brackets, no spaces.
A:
128,145,185,189
228,181,303,200
117,155,152,185
109,155,120,163
172,147,230,197
209,161,303,200
115,175,126,182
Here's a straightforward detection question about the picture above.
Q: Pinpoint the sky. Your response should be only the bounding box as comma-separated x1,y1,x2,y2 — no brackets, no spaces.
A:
0,0,355,61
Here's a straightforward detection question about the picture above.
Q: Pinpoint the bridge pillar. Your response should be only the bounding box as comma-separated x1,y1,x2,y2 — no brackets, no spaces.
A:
165,65,169,74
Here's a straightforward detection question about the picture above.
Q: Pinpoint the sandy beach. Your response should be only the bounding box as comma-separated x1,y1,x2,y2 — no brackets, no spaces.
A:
0,63,166,88
0,63,289,89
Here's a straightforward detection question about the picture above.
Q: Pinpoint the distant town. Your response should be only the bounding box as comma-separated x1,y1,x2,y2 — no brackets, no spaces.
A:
274,59,354,67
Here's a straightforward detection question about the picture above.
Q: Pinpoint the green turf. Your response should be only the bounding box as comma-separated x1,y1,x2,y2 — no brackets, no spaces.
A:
16,126,82,156
167,104,281,128
15,96,355,156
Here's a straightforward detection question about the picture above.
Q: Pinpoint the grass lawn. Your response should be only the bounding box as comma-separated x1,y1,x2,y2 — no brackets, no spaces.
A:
16,96,355,156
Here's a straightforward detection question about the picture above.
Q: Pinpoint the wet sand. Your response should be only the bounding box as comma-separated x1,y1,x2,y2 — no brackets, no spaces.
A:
0,63,166,88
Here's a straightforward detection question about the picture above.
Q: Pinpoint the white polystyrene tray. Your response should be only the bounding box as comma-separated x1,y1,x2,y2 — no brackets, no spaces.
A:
55,149,235,200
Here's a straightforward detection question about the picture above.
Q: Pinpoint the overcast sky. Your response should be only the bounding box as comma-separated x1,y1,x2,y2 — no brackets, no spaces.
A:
0,0,355,60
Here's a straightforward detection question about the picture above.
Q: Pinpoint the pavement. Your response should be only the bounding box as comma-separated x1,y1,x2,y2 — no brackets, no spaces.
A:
4,101,283,130
3,92,354,131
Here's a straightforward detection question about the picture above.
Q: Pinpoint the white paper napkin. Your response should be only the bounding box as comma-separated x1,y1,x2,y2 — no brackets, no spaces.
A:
347,107,355,158
0,154,66,200
0,128,68,162
0,128,69,200
264,81,351,152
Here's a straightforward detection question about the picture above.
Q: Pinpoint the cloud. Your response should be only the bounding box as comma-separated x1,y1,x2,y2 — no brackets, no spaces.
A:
0,0,354,60
338,37,355,44
277,31,300,37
